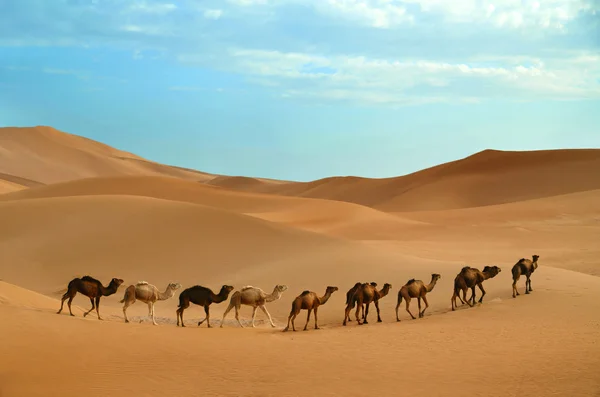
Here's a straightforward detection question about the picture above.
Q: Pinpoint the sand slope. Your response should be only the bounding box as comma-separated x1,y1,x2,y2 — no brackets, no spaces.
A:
0,175,426,239
0,126,214,184
211,149,600,212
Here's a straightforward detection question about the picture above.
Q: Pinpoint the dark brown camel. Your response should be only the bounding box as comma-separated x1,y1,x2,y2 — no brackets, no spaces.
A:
451,265,501,310
343,282,392,325
175,284,234,328
396,273,441,321
343,281,376,323
283,286,338,332
512,254,539,298
57,276,124,320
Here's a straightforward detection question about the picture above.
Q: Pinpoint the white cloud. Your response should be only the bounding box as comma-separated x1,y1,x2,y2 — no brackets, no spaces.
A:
128,2,177,14
221,48,600,104
204,9,224,19
226,0,597,30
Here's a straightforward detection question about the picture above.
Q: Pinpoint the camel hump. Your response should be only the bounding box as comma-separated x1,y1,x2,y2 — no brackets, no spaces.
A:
301,290,311,296
136,281,149,285
406,278,416,285
81,275,100,284
241,286,255,291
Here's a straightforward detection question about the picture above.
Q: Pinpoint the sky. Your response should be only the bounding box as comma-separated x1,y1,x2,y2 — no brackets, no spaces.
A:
0,0,599,181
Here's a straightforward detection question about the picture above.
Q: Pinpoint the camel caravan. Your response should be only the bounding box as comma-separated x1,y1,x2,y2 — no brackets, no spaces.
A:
56,255,540,330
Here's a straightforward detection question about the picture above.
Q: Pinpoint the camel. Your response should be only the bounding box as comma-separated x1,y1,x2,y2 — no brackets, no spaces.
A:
120,281,182,325
343,282,377,323
512,255,539,298
57,276,124,320
451,265,502,310
343,282,392,325
220,284,288,328
283,286,338,332
395,274,441,321
175,284,234,328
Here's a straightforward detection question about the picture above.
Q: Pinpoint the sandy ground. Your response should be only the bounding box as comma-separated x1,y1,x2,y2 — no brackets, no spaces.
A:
1,127,599,397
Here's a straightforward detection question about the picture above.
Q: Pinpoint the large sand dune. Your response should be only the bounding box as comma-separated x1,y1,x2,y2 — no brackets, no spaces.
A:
1,126,599,396
211,148,600,212
0,126,215,184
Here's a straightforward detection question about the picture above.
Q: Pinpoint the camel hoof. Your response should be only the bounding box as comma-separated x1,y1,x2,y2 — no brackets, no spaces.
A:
70,314,75,317
83,313,88,317
125,319,129,323
315,327,320,330
377,319,382,323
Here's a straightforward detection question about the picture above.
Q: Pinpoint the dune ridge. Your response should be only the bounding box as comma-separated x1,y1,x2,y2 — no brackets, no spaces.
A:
0,126,215,184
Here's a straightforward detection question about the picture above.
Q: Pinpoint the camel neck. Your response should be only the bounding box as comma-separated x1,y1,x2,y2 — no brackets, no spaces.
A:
157,286,174,301
319,292,333,305
426,278,438,292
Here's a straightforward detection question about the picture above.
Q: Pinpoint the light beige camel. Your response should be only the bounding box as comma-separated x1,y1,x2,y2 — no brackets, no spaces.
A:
512,255,539,298
283,286,338,332
220,284,288,328
395,274,440,321
120,281,182,325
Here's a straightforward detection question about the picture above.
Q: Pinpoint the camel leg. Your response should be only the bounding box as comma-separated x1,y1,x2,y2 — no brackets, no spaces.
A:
512,275,520,298
462,288,472,307
417,297,422,318
220,301,235,328
374,300,382,322
250,307,258,328
405,297,416,319
470,287,477,305
57,291,71,315
396,294,403,320
477,283,486,303
122,297,134,323
150,302,157,326
420,295,430,318
197,305,212,328
303,308,312,331
343,303,352,326
67,294,75,316
313,307,319,329
526,274,532,293
83,297,95,317
363,302,370,324
94,296,102,320
259,305,276,327
356,302,364,325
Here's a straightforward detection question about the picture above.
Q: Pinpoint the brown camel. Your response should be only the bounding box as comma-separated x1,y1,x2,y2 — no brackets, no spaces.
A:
283,286,338,332
343,281,377,323
343,282,392,325
175,284,234,328
451,265,502,310
57,276,124,320
395,273,441,321
512,254,539,298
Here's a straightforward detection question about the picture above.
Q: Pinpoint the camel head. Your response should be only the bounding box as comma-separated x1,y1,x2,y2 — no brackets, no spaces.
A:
382,283,392,291
482,266,501,278
326,286,339,294
220,285,235,295
110,278,124,288
532,254,540,263
275,284,288,293
431,273,441,282
169,282,182,291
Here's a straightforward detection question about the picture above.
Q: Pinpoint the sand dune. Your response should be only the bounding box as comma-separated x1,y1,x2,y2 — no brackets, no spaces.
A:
1,125,599,396
0,126,214,184
0,175,426,239
211,148,600,212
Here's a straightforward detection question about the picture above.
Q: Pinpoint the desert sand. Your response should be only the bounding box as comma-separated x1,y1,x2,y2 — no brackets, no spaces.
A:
0,126,599,397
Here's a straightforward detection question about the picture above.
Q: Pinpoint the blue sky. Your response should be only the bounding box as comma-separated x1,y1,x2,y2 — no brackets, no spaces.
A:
0,0,599,181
